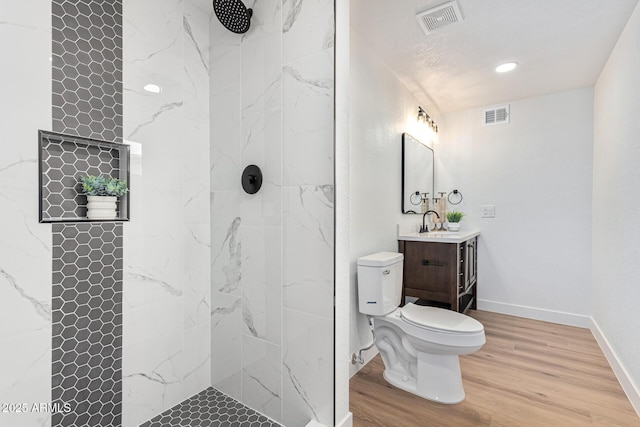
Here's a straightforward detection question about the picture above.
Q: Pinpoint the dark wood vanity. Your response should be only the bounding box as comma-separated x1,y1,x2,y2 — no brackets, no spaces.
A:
398,231,479,313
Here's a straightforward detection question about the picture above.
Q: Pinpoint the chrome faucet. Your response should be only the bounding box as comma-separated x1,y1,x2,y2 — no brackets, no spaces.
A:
420,210,440,233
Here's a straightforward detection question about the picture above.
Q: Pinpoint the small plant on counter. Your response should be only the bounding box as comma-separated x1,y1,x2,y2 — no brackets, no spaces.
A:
79,175,128,197
446,211,465,223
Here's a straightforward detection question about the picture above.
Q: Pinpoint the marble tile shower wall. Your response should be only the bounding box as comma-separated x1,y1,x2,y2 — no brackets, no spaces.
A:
0,3,53,426
210,1,335,426
122,0,211,425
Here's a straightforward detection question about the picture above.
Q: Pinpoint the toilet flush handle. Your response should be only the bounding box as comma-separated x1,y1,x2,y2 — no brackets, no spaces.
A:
383,270,390,275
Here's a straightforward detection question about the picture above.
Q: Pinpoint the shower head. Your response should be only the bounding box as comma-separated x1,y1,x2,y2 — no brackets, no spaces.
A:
213,0,252,34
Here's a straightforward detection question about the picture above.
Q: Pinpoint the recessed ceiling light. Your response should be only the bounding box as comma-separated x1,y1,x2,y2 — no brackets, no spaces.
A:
143,83,162,94
496,62,518,73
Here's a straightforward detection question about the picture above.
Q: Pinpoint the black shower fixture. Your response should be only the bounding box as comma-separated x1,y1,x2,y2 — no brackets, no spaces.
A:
213,0,252,34
241,164,262,194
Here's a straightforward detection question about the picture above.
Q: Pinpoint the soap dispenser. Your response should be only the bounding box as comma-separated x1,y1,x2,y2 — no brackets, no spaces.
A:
432,197,441,229
438,192,447,229
432,194,447,230
421,193,430,214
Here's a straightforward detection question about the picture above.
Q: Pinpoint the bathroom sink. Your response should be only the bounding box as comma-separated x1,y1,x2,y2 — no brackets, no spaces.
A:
397,229,480,244
422,232,457,238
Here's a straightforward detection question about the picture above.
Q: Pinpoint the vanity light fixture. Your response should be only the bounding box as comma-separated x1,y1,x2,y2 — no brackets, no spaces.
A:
417,107,427,123
495,62,518,73
417,106,438,133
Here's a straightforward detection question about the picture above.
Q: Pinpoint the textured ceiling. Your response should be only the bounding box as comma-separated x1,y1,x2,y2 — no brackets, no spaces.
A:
351,0,639,114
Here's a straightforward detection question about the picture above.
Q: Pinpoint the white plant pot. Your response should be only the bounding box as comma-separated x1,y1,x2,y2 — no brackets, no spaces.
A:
448,222,461,232
86,195,118,220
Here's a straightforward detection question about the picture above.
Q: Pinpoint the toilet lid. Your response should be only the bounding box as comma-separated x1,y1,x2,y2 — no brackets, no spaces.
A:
400,303,484,334
357,252,403,267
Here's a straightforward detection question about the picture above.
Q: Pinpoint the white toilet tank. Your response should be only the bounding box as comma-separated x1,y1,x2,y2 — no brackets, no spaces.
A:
357,252,404,316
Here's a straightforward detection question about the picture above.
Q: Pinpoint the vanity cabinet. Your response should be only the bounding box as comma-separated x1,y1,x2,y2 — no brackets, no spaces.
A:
398,235,478,313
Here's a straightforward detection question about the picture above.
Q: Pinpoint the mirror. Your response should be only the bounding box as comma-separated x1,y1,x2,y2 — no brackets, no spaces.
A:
402,133,434,214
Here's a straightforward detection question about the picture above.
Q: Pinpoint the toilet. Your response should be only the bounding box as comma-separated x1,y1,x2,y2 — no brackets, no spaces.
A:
357,251,485,404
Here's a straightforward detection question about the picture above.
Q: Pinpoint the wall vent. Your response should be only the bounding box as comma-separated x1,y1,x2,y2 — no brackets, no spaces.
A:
483,105,510,126
416,1,463,35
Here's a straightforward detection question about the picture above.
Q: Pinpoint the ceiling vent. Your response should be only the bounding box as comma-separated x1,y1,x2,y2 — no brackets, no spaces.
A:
416,1,463,35
483,105,510,126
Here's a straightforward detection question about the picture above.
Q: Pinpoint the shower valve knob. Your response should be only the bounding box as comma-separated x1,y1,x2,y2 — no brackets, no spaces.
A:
241,165,263,194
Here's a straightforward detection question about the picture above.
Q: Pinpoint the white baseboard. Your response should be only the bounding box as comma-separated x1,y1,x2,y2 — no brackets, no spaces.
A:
477,299,592,328
336,412,353,427
590,318,640,417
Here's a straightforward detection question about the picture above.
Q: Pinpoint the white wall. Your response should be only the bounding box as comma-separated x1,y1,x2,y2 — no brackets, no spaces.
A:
439,88,594,327
0,2,52,427
335,0,353,425
593,0,640,412
348,30,435,376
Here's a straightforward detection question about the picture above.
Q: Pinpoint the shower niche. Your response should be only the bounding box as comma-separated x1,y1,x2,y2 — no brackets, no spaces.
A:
38,130,130,223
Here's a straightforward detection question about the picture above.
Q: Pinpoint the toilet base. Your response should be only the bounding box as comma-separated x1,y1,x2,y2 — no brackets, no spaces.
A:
383,351,465,404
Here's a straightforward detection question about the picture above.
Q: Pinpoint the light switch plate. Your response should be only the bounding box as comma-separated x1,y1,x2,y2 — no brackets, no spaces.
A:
482,205,495,218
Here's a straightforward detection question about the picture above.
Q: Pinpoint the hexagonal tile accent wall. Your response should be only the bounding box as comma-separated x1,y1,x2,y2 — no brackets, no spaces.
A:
140,387,282,427
39,130,128,222
52,222,123,427
49,2,126,427
52,0,123,142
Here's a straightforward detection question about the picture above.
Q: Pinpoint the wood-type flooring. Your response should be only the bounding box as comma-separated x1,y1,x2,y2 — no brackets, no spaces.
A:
350,310,639,427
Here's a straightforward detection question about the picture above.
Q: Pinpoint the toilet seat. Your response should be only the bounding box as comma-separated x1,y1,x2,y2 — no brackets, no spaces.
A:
400,303,483,335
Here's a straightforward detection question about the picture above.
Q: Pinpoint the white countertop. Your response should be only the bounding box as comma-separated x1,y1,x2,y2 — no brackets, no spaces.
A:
397,229,480,243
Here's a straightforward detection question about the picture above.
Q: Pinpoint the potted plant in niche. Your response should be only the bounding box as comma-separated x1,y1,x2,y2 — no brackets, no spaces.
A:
446,210,464,232
79,175,128,220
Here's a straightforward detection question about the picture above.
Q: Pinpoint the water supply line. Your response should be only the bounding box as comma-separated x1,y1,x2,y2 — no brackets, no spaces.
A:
351,317,376,365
